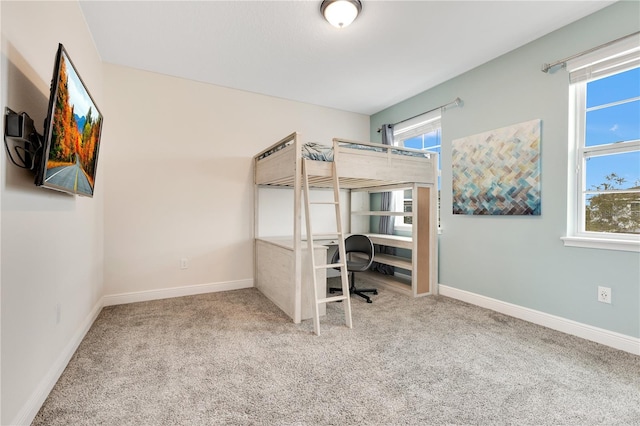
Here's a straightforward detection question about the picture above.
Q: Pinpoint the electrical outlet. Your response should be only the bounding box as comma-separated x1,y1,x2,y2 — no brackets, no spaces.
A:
598,286,611,304
180,258,189,270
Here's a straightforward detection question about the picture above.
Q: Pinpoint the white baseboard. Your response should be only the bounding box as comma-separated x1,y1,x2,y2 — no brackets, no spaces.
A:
12,298,103,426
438,284,640,356
102,279,254,306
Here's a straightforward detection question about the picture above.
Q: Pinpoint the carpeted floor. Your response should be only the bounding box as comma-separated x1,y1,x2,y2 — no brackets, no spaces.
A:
33,278,640,425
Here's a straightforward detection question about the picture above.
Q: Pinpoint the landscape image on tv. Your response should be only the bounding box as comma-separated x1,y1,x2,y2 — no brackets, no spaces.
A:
43,47,102,197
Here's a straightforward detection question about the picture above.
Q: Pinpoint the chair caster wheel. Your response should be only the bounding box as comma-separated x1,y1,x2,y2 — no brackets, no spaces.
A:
373,290,378,295
367,299,372,303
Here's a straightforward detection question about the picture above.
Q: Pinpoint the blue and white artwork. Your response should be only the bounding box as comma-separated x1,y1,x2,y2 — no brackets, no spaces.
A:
452,119,541,215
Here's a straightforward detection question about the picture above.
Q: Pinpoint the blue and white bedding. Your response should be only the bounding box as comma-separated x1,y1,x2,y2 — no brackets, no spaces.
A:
301,142,334,161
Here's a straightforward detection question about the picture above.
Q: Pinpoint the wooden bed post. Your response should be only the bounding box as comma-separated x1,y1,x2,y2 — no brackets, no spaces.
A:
293,132,302,323
254,157,259,292
414,184,431,295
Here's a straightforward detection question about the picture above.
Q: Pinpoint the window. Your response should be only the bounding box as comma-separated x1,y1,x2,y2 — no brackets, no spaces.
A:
564,37,640,252
392,111,441,231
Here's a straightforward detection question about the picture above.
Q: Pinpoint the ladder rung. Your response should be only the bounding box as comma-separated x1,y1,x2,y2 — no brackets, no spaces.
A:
310,233,342,238
318,295,348,304
310,201,339,205
315,262,344,269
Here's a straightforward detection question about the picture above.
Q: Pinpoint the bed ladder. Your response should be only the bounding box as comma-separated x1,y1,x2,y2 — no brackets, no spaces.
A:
302,158,353,335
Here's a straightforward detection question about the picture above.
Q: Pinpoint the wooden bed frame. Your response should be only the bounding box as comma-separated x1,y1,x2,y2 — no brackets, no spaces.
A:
253,132,438,324
254,132,436,188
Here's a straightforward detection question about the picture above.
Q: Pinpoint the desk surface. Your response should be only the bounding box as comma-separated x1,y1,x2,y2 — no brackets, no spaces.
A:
257,234,411,250
257,237,328,251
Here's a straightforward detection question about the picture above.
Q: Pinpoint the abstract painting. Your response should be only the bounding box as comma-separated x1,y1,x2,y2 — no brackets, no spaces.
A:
452,119,541,215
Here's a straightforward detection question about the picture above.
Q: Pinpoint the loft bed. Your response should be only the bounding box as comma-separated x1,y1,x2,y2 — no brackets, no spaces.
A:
254,132,436,189
253,132,438,324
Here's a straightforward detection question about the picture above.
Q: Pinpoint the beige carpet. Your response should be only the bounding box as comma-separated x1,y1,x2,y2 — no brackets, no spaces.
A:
33,278,640,425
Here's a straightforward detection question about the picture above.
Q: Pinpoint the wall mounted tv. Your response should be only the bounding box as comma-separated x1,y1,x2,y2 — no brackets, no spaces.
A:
4,43,104,197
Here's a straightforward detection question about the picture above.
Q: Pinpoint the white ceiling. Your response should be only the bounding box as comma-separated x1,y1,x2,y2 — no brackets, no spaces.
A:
79,0,614,115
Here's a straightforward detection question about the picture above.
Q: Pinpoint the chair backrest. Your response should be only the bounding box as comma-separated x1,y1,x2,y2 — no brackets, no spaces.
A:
331,234,375,271
345,234,374,256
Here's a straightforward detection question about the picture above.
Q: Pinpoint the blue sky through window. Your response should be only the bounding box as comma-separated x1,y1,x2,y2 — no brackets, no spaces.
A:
585,67,639,190
587,67,640,107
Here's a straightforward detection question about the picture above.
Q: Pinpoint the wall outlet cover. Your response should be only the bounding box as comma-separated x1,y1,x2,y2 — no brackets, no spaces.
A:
598,286,611,304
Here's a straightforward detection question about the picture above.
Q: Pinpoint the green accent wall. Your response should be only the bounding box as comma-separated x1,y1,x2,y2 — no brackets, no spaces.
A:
371,1,640,338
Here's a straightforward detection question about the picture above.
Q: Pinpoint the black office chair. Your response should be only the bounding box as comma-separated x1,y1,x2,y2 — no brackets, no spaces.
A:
329,234,378,303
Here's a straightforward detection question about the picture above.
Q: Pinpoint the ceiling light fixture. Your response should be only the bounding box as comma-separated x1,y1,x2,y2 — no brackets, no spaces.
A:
321,0,362,29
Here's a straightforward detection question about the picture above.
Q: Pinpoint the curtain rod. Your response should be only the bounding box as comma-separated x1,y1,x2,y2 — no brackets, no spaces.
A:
541,31,640,73
377,97,462,133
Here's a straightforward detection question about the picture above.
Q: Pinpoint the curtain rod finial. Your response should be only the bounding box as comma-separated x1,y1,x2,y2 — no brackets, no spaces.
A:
542,62,567,74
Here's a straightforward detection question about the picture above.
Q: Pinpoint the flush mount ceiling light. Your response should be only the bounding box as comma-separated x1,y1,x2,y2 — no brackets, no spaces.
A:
321,0,362,28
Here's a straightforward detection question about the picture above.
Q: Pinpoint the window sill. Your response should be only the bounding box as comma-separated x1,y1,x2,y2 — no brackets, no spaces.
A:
561,236,640,253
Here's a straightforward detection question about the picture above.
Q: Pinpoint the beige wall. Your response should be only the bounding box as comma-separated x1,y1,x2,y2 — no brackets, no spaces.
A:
1,2,104,424
1,3,368,423
101,66,369,297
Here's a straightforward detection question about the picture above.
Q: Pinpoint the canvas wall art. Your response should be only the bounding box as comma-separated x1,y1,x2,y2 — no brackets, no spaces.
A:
452,119,541,215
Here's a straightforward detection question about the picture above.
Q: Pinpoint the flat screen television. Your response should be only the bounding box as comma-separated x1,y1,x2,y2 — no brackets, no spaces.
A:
35,43,103,197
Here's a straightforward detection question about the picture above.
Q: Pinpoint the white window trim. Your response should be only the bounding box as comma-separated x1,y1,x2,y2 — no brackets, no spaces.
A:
564,38,640,252
561,236,639,252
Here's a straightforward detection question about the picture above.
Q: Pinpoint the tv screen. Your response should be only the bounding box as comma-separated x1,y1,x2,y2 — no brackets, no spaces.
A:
35,44,103,197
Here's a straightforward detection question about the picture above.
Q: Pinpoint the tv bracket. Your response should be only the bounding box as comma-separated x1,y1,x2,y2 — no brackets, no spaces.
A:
4,107,43,171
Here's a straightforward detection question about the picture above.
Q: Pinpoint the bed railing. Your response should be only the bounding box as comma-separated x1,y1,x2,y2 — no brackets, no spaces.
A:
253,132,299,161
333,137,434,158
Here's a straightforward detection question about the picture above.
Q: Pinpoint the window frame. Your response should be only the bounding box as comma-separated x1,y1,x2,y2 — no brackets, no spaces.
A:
392,112,441,233
564,49,640,252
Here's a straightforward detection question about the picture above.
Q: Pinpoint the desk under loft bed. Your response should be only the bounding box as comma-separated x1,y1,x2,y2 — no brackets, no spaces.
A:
253,132,439,324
